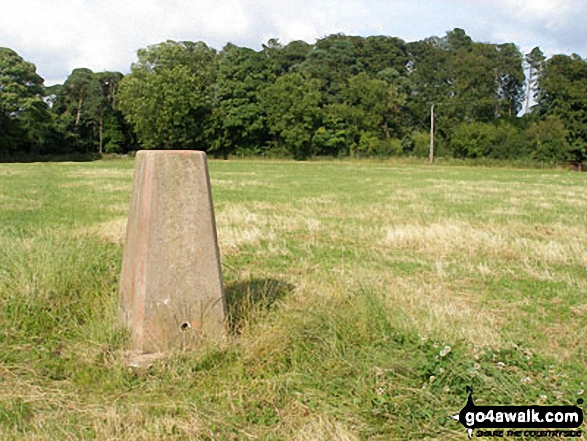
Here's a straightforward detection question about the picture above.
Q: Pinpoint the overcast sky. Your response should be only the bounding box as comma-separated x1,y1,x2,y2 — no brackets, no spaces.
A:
1,0,586,85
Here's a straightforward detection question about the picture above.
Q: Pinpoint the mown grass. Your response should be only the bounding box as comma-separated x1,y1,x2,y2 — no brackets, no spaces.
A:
0,158,585,439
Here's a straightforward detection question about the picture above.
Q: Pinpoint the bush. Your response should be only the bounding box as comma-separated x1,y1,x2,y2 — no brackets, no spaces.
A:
525,116,572,163
404,131,450,158
355,133,402,157
450,121,525,159
490,123,527,159
312,126,352,157
450,122,496,158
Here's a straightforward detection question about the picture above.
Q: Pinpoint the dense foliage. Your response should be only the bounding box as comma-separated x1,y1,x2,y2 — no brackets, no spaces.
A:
1,29,586,163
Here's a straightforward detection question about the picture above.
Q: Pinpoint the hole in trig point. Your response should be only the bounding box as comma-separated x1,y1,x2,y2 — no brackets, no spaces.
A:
180,322,191,331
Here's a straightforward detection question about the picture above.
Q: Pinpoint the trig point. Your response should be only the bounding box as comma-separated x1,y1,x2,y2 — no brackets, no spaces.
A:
119,150,226,353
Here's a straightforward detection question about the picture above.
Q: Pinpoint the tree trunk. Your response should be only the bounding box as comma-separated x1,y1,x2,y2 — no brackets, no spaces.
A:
75,89,83,126
524,67,533,114
99,113,103,154
110,83,117,109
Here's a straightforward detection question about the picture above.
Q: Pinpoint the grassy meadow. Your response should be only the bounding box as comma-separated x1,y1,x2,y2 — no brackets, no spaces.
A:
0,158,586,439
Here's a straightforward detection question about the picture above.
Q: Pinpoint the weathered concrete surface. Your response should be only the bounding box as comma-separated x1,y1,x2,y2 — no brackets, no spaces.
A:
119,150,226,353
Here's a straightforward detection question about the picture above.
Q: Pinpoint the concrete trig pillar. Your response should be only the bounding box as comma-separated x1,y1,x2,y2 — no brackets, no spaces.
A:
119,150,226,353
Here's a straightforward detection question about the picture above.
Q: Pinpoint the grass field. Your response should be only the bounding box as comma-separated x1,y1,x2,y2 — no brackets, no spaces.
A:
0,158,586,440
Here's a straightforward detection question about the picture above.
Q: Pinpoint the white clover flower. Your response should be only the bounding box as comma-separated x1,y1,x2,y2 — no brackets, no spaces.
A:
440,345,451,357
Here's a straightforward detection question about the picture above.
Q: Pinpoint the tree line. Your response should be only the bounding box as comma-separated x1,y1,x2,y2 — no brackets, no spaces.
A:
1,29,586,163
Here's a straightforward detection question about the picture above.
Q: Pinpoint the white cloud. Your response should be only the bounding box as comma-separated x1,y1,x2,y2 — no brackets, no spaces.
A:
0,0,585,85
497,0,574,28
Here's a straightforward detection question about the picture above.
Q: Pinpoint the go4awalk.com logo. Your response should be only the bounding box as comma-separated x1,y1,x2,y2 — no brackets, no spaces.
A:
452,387,584,439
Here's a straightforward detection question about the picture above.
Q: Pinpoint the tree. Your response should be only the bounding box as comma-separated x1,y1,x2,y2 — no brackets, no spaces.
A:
537,54,587,162
260,72,323,159
95,71,127,153
49,69,131,154
446,42,502,122
296,34,364,101
495,43,525,117
450,121,525,159
524,47,545,113
407,29,525,140
336,72,407,140
525,116,571,162
0,47,51,155
350,35,409,77
118,40,217,150
209,44,274,158
446,28,473,51
52,68,103,152
263,39,312,74
406,37,452,133
451,122,497,158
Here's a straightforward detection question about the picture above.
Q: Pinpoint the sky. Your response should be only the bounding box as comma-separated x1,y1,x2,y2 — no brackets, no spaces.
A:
1,0,586,85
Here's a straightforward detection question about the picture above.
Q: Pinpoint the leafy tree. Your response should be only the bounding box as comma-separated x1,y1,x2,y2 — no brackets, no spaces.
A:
450,121,526,159
406,37,452,133
52,68,102,152
340,72,407,139
490,122,526,159
95,71,128,153
0,48,44,115
260,72,323,159
6,31,587,163
296,34,364,100
118,40,217,150
450,122,497,158
537,54,587,162
495,43,525,117
446,43,500,122
0,47,51,155
525,116,571,162
445,28,473,51
44,84,62,109
263,39,312,74
50,69,129,154
311,120,351,156
0,110,21,156
408,30,524,134
524,47,545,113
406,131,431,157
350,35,409,77
65,68,98,126
354,132,402,157
210,44,274,158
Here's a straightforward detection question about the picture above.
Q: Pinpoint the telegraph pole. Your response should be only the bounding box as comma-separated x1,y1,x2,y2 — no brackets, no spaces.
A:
429,104,434,164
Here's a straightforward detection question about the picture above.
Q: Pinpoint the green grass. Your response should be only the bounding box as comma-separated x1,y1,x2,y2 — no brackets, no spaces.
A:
0,158,586,439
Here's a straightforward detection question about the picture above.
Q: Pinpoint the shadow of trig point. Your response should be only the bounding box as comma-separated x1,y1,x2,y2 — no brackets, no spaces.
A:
119,150,227,354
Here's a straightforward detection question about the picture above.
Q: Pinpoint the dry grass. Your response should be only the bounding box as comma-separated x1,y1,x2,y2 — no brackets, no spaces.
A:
378,221,587,267
1,159,586,439
81,218,127,246
66,169,132,179
294,417,359,441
